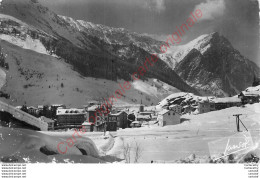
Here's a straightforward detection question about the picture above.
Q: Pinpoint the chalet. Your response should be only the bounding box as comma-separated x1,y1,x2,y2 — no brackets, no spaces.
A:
40,116,55,130
108,111,128,130
213,97,242,110
136,115,151,123
158,109,180,127
198,100,215,114
27,106,38,116
136,111,153,123
38,105,44,109
56,108,86,127
238,91,260,105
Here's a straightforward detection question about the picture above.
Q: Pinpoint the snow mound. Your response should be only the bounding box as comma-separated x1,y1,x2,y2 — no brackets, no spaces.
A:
0,127,101,163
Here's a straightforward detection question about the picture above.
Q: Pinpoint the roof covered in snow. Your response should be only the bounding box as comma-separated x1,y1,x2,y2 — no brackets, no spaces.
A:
87,105,100,111
57,108,86,115
109,111,127,116
137,115,151,119
82,122,93,126
212,97,241,103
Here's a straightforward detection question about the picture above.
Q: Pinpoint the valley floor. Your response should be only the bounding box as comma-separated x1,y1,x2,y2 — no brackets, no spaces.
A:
40,103,260,163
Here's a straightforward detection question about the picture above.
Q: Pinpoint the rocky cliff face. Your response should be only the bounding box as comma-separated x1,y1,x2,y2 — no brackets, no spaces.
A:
171,32,260,96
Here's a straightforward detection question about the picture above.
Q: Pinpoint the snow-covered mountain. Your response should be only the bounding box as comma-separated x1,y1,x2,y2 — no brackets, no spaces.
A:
159,32,260,96
0,0,259,107
0,0,199,106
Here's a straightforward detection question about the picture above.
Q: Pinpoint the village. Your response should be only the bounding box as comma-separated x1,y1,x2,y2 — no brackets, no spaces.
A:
13,78,260,133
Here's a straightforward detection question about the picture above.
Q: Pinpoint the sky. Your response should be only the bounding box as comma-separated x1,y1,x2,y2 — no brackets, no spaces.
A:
39,0,260,66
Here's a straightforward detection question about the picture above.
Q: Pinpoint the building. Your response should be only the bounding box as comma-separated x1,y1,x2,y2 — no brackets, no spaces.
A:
108,111,128,130
51,104,66,118
27,106,38,116
86,105,104,125
151,115,158,121
238,92,260,105
51,104,66,111
158,109,180,127
39,116,55,130
139,105,145,112
198,100,215,114
37,105,44,115
183,105,196,114
56,108,86,127
169,105,182,114
136,111,153,123
213,97,242,110
136,115,151,123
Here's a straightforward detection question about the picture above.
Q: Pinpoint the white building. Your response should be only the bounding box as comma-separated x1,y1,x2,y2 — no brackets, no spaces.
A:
56,108,86,126
158,109,180,127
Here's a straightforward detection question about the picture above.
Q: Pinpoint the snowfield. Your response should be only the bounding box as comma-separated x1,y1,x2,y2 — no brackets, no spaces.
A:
113,103,260,163
1,103,259,163
0,34,49,55
0,127,121,163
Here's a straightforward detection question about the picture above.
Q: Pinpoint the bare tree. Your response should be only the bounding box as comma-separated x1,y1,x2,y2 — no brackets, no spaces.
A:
133,141,143,163
122,140,143,163
122,140,131,163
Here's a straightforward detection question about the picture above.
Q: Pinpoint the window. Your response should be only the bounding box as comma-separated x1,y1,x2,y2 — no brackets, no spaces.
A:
173,113,175,115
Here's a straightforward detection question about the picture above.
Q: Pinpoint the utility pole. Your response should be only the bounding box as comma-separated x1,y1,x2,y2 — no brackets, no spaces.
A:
233,114,248,132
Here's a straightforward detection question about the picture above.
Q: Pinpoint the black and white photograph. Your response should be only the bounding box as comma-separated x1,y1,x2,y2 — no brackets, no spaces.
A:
0,0,259,177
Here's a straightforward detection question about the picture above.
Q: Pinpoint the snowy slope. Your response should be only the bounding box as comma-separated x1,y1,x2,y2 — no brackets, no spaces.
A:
158,34,213,68
0,34,49,55
0,40,180,107
0,0,197,97
114,103,260,162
